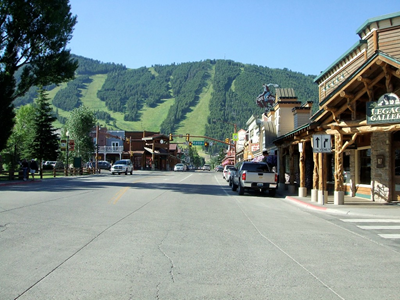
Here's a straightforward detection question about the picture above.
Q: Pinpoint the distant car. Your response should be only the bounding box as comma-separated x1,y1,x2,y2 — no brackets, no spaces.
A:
223,165,235,180
98,161,111,170
215,165,223,172
202,164,211,171
174,163,186,172
43,161,56,170
111,159,133,175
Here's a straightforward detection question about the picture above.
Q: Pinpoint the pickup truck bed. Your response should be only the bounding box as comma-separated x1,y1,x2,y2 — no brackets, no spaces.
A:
231,162,278,196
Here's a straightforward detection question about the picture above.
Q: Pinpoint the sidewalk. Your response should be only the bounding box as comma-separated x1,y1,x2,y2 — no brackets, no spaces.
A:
278,188,400,218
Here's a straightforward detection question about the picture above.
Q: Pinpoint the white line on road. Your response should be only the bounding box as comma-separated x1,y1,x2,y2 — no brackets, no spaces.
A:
357,225,400,230
179,174,193,182
340,219,400,223
378,234,400,239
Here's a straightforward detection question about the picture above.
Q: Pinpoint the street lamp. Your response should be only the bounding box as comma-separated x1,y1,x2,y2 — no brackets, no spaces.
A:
66,131,69,176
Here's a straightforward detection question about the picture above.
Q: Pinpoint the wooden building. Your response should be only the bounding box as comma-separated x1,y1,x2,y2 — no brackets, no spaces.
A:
275,11,400,204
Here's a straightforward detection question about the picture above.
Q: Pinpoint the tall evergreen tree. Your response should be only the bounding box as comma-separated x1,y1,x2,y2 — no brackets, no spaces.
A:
31,87,59,170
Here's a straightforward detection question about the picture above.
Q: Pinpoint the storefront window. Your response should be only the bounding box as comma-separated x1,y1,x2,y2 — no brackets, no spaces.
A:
359,149,371,184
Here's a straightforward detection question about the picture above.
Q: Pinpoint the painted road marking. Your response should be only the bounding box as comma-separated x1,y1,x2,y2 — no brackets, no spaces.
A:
357,225,400,230
340,219,400,223
378,234,400,239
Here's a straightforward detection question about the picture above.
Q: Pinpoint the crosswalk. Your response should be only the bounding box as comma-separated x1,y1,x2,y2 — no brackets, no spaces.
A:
340,218,400,240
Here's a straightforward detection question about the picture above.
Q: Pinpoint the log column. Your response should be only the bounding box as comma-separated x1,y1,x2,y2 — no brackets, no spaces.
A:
298,142,307,197
311,152,319,202
318,153,328,204
334,133,345,205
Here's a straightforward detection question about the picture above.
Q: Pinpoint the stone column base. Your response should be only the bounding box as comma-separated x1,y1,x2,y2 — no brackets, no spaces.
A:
334,191,344,205
311,189,318,202
318,190,328,205
298,187,307,197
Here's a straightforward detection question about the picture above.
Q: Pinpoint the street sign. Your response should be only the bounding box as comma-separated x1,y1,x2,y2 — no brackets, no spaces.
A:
68,140,75,151
232,133,238,141
60,140,67,151
192,141,204,146
312,134,331,153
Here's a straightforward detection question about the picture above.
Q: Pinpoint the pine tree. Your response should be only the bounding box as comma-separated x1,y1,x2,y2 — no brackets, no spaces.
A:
31,87,60,174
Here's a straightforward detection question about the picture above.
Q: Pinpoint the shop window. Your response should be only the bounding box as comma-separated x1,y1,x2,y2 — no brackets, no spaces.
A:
359,149,371,184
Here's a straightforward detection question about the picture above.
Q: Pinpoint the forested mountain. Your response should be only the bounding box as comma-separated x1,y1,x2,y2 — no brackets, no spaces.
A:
13,56,319,153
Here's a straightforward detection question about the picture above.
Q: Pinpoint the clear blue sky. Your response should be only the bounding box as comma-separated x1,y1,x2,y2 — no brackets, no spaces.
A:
68,0,399,76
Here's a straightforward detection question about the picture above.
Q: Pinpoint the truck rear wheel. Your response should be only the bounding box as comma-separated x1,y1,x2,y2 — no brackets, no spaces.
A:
232,182,237,191
269,189,276,197
238,183,245,195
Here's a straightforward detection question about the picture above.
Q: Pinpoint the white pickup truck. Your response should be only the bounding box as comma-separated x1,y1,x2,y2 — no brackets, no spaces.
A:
231,161,278,196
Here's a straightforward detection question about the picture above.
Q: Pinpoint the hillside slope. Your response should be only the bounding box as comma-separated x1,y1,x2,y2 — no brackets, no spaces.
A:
14,56,319,151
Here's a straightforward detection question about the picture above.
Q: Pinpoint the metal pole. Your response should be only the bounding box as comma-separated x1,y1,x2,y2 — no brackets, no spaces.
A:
66,134,69,176
96,125,99,173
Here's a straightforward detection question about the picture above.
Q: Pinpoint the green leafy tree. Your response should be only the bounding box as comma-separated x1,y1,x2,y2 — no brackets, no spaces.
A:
1,104,36,171
31,87,59,171
65,106,96,162
0,0,78,152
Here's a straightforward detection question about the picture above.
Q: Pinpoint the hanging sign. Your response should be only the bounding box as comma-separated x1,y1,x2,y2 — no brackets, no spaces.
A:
367,93,400,124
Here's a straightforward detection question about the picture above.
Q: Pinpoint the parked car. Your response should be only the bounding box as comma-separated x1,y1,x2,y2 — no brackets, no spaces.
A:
222,165,235,181
202,164,211,171
43,161,56,170
98,161,111,170
227,167,237,186
111,159,133,175
231,161,278,196
174,163,186,172
215,165,223,172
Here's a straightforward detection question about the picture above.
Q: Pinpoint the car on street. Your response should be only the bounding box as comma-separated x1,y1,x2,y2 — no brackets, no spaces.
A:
202,164,211,171
215,165,223,172
43,161,56,170
111,159,133,175
227,167,237,186
174,163,186,172
231,161,278,196
98,161,111,170
223,165,235,181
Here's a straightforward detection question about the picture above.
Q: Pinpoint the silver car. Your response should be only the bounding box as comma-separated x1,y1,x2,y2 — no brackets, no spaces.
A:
111,159,133,175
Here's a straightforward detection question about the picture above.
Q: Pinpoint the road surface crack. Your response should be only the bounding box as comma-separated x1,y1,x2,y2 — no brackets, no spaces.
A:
158,230,175,283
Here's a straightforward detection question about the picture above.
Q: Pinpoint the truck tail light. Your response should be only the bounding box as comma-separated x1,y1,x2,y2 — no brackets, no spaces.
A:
275,173,278,182
242,172,247,181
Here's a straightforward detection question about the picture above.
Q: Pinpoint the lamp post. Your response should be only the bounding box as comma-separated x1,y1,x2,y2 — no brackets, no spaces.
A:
66,131,69,176
96,124,99,173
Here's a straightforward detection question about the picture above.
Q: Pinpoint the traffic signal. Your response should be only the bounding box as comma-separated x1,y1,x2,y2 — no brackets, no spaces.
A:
169,133,173,141
186,133,190,142
189,141,192,147
225,138,229,144
204,141,209,147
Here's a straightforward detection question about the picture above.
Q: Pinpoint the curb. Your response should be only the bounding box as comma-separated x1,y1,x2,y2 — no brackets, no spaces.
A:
285,196,327,211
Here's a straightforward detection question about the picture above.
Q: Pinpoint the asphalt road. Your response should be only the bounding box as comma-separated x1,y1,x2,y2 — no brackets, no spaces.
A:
1,170,399,300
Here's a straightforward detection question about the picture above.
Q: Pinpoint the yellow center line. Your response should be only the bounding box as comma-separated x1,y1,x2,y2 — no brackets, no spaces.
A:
109,177,156,205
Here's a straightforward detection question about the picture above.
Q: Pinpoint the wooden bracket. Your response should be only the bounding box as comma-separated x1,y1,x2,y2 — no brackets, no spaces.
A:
357,75,374,101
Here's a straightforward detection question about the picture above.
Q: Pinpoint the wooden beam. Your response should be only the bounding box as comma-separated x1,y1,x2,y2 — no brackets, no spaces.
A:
326,123,400,135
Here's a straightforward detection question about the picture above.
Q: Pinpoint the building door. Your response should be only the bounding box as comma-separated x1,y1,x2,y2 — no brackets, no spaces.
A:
393,131,400,200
